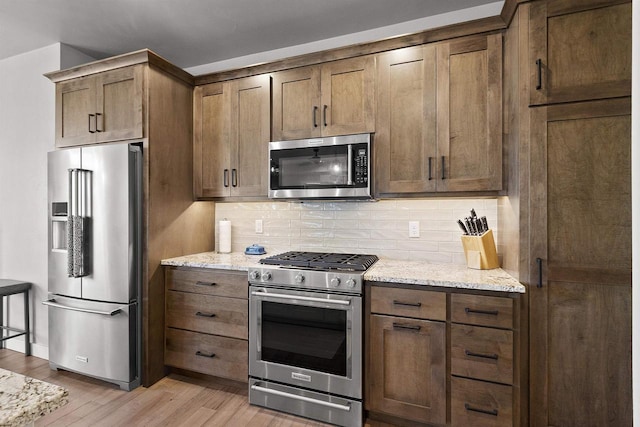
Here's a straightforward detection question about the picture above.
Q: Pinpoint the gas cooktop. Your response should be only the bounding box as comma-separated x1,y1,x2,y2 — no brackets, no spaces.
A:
259,251,378,272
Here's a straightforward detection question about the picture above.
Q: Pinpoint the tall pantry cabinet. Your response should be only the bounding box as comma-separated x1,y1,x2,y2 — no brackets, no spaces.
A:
46,50,216,387
500,1,632,426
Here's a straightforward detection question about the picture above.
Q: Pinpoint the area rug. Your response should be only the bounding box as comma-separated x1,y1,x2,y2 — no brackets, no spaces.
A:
0,367,68,426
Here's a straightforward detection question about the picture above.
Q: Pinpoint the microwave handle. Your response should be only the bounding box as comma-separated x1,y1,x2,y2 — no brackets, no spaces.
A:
347,144,353,185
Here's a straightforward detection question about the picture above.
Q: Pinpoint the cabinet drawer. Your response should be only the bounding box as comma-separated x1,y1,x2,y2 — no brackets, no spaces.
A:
370,286,446,321
451,294,513,329
165,328,248,382
166,291,248,339
451,377,512,427
166,268,248,299
451,324,513,384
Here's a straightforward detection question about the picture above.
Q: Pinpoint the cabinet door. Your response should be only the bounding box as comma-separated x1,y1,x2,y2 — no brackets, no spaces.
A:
321,56,375,137
436,34,502,192
95,66,144,143
529,0,631,106
194,82,230,198
368,314,446,425
272,66,321,141
229,74,271,197
55,75,96,147
375,46,437,195
529,98,631,427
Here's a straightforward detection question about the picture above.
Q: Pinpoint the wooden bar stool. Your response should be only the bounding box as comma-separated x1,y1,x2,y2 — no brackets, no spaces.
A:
0,279,31,356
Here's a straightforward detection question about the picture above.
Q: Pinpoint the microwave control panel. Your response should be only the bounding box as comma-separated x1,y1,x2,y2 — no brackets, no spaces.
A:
354,147,368,185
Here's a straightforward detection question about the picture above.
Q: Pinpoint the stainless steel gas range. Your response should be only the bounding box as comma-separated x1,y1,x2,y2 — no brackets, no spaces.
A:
248,251,378,427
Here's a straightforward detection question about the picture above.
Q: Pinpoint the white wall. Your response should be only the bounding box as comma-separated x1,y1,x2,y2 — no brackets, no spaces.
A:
0,43,94,358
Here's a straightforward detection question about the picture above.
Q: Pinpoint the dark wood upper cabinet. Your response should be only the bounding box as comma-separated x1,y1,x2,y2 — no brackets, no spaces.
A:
529,0,631,106
55,65,144,147
272,56,375,141
436,33,502,192
375,45,437,194
376,33,502,196
194,74,270,199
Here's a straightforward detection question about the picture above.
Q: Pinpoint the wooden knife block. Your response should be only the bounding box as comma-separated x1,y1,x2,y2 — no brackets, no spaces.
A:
461,229,499,270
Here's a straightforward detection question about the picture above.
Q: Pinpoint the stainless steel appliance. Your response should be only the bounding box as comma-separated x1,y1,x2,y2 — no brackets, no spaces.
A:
269,133,372,200
248,251,378,427
44,143,142,391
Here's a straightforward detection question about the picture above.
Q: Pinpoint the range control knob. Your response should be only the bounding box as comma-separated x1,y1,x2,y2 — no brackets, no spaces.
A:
249,270,260,280
295,273,305,284
261,271,272,281
331,277,341,287
345,278,356,288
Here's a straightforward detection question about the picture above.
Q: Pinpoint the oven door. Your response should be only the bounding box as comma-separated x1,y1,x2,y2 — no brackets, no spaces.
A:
249,286,362,399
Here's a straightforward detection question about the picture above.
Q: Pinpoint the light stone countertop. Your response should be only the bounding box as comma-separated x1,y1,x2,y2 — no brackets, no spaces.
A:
161,251,263,271
161,252,525,294
0,367,69,426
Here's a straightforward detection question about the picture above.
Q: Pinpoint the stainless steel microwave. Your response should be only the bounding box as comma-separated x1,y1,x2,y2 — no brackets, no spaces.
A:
268,133,372,200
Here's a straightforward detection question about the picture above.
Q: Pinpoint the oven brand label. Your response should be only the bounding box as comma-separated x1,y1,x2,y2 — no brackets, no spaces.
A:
292,372,312,382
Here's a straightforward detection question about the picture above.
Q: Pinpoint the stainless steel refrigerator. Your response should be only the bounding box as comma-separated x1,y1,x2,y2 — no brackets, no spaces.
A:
45,142,142,391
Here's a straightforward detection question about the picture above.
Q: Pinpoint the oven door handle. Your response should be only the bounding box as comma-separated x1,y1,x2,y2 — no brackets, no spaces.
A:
347,144,353,185
250,384,351,411
251,290,351,306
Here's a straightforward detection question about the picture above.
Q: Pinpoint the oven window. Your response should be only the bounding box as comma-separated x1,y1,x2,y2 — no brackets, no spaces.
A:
261,301,347,377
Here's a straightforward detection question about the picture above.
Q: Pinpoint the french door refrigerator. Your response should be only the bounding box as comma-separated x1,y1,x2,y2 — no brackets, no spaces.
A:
45,142,142,391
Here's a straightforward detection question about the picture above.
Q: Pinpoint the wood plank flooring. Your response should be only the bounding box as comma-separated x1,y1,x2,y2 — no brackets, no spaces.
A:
0,349,395,426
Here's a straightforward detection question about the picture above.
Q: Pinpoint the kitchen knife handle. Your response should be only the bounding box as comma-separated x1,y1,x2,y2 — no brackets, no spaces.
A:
428,157,433,181
323,105,328,127
88,114,95,133
95,113,102,132
231,168,238,187
536,58,542,90
313,106,318,128
441,156,446,180
536,257,543,288
195,311,216,318
195,351,216,358
223,169,229,187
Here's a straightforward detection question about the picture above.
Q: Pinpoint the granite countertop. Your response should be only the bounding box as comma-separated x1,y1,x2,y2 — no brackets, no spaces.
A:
0,368,68,426
162,252,525,294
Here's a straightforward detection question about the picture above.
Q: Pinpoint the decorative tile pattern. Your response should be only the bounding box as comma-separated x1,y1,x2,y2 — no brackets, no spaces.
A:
0,368,68,426
214,199,498,265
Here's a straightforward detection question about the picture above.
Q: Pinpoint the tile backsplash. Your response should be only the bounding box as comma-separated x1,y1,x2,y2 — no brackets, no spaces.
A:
215,198,498,265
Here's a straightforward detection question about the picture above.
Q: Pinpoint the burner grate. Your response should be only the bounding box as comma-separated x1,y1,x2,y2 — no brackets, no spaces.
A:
260,251,378,271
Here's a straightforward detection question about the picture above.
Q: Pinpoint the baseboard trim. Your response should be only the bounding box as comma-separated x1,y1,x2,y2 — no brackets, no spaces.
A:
3,339,48,360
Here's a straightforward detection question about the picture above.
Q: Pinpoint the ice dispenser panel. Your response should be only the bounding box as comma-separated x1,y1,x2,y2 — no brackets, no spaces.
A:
51,202,67,252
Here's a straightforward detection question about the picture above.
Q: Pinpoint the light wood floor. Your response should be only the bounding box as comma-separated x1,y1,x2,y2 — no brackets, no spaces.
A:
0,349,393,426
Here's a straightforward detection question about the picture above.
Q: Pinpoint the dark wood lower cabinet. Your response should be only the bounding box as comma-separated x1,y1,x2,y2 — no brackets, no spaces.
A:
368,314,446,425
529,98,632,426
451,377,513,427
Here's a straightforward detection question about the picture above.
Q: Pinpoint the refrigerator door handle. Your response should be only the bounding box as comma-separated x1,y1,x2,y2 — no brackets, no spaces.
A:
43,299,122,316
67,168,92,278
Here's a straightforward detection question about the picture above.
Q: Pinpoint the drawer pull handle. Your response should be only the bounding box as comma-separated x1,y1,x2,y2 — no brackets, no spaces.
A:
465,350,499,360
465,403,498,416
195,281,217,287
195,311,216,318
393,323,421,332
393,300,422,307
195,350,216,358
465,307,499,316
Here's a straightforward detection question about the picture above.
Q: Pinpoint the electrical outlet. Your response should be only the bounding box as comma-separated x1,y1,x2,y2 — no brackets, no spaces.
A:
255,219,263,234
409,221,420,238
